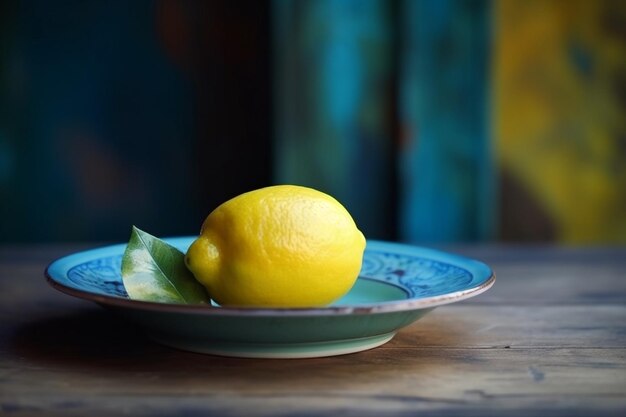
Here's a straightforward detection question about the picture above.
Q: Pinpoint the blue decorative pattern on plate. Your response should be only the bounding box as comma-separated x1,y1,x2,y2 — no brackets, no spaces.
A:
46,239,495,358
360,251,473,297
68,257,127,297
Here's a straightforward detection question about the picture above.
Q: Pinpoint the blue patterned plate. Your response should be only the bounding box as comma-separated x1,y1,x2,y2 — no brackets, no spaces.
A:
46,239,494,358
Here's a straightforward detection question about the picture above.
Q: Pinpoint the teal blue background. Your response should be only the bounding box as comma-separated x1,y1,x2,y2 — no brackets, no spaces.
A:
2,0,623,244
0,1,273,242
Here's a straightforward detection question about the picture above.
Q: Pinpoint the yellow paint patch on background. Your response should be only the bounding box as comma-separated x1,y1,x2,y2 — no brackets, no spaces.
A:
494,0,626,243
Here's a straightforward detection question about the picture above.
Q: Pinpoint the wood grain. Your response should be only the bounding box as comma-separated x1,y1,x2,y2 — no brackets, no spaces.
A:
393,305,626,348
1,245,625,416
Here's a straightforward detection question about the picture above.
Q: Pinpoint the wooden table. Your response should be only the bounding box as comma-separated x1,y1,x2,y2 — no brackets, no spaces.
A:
1,244,625,416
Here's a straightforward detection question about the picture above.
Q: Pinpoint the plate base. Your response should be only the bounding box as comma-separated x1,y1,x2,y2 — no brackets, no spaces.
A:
149,332,396,359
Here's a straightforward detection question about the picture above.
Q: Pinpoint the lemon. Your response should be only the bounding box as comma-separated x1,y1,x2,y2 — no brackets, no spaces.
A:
184,185,366,307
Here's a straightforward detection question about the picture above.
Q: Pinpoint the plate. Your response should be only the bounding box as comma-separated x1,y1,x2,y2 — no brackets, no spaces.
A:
45,239,495,358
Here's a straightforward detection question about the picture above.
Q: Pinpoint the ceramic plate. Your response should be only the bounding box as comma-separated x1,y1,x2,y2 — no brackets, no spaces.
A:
46,239,495,358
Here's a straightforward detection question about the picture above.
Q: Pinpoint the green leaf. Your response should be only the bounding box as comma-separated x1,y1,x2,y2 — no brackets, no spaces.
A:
121,226,210,304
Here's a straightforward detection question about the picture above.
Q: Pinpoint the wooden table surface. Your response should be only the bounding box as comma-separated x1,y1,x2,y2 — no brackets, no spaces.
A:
1,244,625,416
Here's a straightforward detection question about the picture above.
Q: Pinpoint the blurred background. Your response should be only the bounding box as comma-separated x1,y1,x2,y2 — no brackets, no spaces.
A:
0,0,625,245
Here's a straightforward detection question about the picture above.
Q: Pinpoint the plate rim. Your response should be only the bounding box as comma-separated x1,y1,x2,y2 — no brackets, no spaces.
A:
45,239,495,317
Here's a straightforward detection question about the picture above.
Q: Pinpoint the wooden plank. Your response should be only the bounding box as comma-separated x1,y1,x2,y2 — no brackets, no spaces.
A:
4,303,624,353
391,305,626,349
1,245,626,417
1,395,626,417
2,305,624,414
440,246,626,306
463,263,626,306
2,349,625,416
0,244,94,263
444,245,626,265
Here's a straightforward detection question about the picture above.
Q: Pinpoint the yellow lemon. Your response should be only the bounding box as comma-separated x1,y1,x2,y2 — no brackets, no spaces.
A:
184,185,366,307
